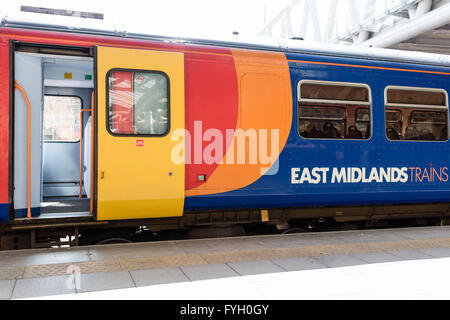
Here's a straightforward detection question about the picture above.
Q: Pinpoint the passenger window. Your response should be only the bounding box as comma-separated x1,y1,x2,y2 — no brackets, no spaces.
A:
385,87,448,141
107,70,169,135
298,81,371,140
43,95,81,142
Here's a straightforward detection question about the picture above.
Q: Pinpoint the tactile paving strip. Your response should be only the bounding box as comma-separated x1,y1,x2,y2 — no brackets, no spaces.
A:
22,260,123,279
0,266,25,280
200,238,450,264
119,254,207,271
10,237,450,280
23,263,70,279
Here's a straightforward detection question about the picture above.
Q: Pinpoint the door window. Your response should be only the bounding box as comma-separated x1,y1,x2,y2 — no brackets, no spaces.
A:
107,70,169,136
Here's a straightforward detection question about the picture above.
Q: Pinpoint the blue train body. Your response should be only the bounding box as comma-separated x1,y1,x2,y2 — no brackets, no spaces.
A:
185,52,450,211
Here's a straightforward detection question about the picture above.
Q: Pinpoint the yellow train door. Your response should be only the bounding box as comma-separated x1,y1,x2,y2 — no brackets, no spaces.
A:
96,46,185,220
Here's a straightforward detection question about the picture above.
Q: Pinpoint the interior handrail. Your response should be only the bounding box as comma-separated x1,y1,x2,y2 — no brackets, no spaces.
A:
79,90,94,214
14,80,32,218
79,108,92,198
90,90,94,214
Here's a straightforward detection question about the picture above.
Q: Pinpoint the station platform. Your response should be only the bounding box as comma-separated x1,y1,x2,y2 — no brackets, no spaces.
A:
2,225,450,299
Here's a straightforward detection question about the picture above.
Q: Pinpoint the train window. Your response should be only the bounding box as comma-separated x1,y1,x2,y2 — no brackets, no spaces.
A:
385,86,448,141
107,70,169,136
43,95,81,142
298,81,371,140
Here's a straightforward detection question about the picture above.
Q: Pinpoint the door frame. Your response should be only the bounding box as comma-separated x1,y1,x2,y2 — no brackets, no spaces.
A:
8,41,96,223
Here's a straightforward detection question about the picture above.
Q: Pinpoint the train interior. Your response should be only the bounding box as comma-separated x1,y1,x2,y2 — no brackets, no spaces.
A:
14,49,94,220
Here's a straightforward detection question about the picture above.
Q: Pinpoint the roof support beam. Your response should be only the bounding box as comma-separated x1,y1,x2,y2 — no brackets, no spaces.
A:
414,0,433,19
362,2,450,48
258,0,450,49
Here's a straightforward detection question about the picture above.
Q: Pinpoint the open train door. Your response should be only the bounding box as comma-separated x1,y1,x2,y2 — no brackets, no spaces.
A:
95,46,185,220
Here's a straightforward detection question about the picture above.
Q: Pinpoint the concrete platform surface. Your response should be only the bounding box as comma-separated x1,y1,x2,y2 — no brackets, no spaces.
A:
1,226,450,299
36,256,450,300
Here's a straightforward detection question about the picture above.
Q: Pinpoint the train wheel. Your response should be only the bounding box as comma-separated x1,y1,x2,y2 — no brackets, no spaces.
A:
281,228,307,234
96,238,132,245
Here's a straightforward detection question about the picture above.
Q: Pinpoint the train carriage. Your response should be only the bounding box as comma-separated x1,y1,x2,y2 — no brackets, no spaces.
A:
1,19,450,249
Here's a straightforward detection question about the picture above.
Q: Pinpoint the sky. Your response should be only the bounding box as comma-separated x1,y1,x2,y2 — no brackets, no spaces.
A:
0,0,294,39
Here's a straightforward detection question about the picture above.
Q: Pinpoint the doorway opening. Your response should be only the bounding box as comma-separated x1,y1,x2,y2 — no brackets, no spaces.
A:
13,45,94,220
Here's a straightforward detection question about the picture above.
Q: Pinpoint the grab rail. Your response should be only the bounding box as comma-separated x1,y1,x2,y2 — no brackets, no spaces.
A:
90,91,94,214
79,108,92,198
14,80,32,218
79,90,94,215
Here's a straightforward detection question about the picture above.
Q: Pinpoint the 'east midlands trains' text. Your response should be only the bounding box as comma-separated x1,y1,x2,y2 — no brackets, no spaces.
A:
291,167,449,184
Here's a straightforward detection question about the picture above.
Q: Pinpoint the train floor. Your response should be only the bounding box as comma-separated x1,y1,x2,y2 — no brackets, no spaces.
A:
40,197,90,214
2,225,450,299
